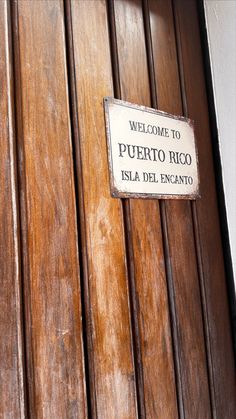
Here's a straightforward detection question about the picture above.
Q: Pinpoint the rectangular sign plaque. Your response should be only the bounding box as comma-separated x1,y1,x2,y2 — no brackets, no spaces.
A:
104,97,200,199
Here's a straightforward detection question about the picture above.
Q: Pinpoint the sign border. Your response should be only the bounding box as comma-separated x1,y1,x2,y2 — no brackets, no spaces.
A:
104,97,200,200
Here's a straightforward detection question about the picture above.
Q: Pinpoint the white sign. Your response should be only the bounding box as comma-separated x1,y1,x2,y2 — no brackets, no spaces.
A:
104,98,200,199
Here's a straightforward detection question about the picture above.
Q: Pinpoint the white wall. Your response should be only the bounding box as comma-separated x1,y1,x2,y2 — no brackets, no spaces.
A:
204,0,236,280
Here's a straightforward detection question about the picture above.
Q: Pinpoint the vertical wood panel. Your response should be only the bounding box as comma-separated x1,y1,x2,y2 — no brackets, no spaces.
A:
70,1,137,417
148,0,212,417
112,1,179,417
0,2,26,417
174,1,236,417
1,0,233,418
12,1,87,416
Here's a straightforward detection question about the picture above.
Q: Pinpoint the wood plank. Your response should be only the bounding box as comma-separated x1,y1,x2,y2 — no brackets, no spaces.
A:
112,1,179,417
0,2,26,417
70,1,138,417
148,0,212,417
174,0,236,417
12,1,87,416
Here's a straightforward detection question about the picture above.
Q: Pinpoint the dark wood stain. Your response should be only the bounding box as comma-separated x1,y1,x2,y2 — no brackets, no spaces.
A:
174,1,236,417
148,0,211,417
0,2,26,417
112,1,179,417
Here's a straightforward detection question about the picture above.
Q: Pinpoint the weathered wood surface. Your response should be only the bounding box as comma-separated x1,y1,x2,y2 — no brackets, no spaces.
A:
12,0,87,417
0,2,25,417
112,1,179,417
149,0,211,417
174,1,236,417
70,1,137,417
0,0,235,418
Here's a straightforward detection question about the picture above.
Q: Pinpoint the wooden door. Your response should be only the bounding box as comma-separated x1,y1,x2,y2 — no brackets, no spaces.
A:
1,0,235,418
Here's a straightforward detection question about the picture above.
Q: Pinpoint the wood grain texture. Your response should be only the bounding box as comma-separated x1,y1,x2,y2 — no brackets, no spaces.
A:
174,0,236,417
112,1,179,417
1,1,234,418
0,2,26,417
12,1,87,417
70,1,137,418
148,0,212,417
